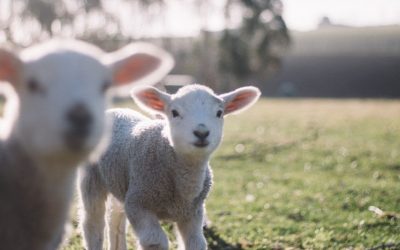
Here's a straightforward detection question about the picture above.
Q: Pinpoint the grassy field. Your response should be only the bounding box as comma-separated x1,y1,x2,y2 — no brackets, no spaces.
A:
3,99,400,249
65,99,400,249
200,99,400,250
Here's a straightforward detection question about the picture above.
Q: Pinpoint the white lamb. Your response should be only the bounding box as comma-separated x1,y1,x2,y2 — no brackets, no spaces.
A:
0,40,173,250
79,84,261,250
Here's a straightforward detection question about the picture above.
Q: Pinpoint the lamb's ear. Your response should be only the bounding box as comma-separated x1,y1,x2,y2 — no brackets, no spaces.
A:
130,86,171,115
220,86,261,115
103,43,174,91
0,49,22,86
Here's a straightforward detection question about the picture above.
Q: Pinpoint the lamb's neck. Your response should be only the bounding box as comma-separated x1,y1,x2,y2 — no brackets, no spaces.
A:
8,129,81,205
34,156,78,228
174,153,210,201
6,136,77,247
38,162,77,248
38,161,77,204
10,136,77,230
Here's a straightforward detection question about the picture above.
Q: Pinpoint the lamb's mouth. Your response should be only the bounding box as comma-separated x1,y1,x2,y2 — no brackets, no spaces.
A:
64,128,90,151
193,140,209,148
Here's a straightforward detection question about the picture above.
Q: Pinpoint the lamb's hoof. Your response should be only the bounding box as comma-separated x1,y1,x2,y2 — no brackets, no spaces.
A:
203,217,212,229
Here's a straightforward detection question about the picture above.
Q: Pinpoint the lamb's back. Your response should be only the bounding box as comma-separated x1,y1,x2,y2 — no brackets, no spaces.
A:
99,108,173,202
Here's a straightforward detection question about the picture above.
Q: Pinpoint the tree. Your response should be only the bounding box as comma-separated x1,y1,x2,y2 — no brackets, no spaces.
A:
1,0,290,91
1,0,164,46
219,0,290,84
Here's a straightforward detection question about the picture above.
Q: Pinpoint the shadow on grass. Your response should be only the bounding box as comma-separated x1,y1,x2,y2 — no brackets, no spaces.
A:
361,219,398,230
204,227,244,250
368,242,400,250
388,164,400,171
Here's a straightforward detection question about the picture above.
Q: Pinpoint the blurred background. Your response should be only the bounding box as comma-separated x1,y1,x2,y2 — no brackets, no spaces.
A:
1,0,400,97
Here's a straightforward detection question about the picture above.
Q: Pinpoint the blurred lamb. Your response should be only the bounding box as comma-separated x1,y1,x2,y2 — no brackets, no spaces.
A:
79,84,260,250
0,40,173,250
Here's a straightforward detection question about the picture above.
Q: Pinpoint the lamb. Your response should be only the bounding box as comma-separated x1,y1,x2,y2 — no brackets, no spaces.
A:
79,84,261,250
0,40,173,250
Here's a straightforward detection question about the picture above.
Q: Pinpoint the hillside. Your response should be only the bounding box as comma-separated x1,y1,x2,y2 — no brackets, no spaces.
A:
290,26,400,56
266,26,400,98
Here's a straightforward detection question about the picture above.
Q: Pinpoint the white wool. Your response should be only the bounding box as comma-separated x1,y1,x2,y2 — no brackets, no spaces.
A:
79,84,261,250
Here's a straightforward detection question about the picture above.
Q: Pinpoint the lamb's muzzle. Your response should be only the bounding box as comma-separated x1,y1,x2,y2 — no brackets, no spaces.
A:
193,124,210,147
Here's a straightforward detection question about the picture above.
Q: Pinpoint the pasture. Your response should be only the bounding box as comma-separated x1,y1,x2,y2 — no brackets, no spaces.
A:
66,99,400,249
3,99,400,249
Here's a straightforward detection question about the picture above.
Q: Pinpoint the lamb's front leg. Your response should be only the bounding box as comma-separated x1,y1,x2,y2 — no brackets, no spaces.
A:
106,196,127,250
125,196,168,250
176,207,207,250
79,166,108,250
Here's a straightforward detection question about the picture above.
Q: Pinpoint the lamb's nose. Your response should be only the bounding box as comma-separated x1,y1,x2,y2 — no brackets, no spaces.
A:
66,103,92,135
193,124,209,140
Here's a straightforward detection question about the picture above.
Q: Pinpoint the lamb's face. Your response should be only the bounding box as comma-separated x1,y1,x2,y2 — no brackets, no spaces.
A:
166,89,224,156
132,84,261,158
0,40,173,162
17,51,111,159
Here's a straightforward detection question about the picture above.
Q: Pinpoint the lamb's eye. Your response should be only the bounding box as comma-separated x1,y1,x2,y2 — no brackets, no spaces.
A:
216,110,223,118
27,78,45,94
171,109,180,118
101,80,111,93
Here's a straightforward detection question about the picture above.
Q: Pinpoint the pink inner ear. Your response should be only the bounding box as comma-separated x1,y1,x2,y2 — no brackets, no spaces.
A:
113,54,161,85
138,90,165,111
225,91,256,113
0,52,19,84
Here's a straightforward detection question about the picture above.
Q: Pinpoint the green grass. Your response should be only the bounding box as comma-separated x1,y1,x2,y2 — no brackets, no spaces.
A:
5,99,400,249
204,99,400,249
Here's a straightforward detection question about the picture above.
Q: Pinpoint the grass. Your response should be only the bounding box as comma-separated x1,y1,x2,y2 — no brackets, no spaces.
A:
203,99,400,249
4,98,400,249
